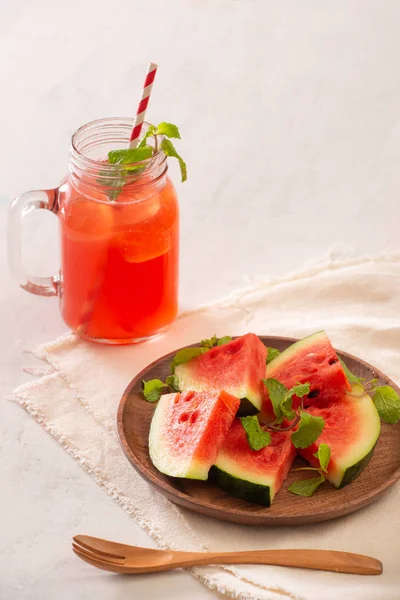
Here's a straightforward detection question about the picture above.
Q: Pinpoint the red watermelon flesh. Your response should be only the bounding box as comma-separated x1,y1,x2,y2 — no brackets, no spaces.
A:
261,330,351,421
211,419,296,504
175,333,267,413
149,390,240,480
299,389,380,488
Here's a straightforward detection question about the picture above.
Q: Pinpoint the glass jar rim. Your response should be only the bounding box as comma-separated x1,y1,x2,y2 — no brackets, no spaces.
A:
68,117,168,202
70,117,165,171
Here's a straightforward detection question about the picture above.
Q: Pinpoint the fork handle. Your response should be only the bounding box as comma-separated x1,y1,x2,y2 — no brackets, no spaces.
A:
173,549,382,575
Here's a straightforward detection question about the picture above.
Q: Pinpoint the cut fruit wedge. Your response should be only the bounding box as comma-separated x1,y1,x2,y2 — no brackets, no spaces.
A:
210,419,296,506
149,390,240,480
175,334,268,415
261,330,351,421
299,386,381,488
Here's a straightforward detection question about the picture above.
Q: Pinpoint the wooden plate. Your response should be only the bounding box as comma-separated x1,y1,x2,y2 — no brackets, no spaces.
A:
117,336,400,525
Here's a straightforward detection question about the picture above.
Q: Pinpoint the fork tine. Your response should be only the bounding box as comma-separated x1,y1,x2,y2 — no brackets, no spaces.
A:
72,543,125,565
73,547,127,573
73,535,126,560
73,544,108,564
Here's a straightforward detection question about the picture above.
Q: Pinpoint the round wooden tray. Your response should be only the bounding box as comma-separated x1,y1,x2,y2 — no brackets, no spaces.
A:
117,336,400,526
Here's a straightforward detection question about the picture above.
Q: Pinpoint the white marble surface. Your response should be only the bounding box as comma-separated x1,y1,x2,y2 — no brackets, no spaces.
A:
2,1,400,598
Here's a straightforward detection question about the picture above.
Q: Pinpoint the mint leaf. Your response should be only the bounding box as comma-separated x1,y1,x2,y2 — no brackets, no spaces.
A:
101,146,154,201
138,125,157,148
289,382,310,399
372,386,400,424
136,122,187,182
217,336,232,346
108,146,153,165
200,335,232,349
97,169,125,201
280,395,296,421
281,383,310,419
264,379,311,424
266,347,280,364
142,379,167,403
172,336,232,374
338,357,364,386
142,374,181,401
156,122,181,139
314,443,331,473
170,347,208,373
240,416,271,451
165,374,180,392
200,335,218,349
103,120,186,201
161,138,187,182
291,411,325,449
288,474,325,497
263,378,287,423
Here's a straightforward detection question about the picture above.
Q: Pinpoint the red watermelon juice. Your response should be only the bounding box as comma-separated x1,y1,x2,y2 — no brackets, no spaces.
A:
57,119,179,343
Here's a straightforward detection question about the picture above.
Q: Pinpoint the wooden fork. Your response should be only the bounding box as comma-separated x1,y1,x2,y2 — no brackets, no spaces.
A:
72,535,382,575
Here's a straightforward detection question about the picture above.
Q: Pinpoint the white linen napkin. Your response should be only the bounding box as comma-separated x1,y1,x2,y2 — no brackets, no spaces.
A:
13,255,400,600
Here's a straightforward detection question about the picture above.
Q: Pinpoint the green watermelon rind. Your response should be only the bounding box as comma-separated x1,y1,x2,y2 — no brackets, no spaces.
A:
339,443,377,488
330,392,380,488
209,465,273,507
149,393,210,480
300,389,381,489
266,330,327,374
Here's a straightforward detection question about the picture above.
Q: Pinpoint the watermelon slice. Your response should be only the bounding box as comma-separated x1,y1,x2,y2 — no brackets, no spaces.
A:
299,387,381,488
174,333,267,414
149,390,240,480
261,330,351,420
210,419,296,506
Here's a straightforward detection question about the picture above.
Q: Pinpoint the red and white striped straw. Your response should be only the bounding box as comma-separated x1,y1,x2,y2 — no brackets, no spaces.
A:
129,62,158,148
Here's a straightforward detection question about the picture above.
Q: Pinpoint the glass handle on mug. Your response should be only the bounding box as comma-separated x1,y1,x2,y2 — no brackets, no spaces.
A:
8,189,60,296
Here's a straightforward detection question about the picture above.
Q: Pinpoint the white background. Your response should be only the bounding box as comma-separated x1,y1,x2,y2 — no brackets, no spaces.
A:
1,1,400,598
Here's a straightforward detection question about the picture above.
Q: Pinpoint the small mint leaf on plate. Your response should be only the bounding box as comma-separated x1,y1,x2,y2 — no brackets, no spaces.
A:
280,394,296,421
200,335,218,349
280,382,311,420
372,386,400,424
338,357,364,386
291,411,325,449
200,335,232,349
240,415,271,451
263,378,288,423
217,336,232,346
314,443,331,473
289,382,310,399
288,474,325,497
264,379,311,424
170,347,208,373
165,374,180,392
142,379,167,403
